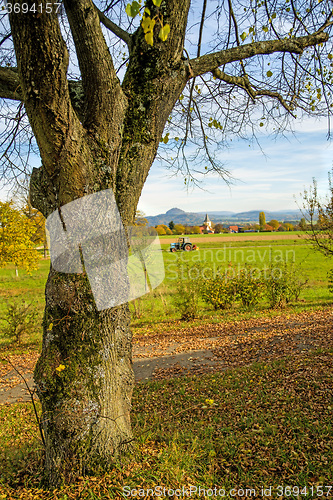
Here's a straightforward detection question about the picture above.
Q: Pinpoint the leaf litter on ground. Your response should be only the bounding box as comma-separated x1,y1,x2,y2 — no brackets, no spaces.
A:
0,308,332,498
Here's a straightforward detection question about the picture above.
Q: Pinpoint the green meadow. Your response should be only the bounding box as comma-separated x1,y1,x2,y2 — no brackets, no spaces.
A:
135,234,333,328
0,233,332,344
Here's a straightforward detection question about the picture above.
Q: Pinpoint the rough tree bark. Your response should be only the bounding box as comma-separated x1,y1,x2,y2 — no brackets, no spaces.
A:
7,0,191,485
1,0,330,486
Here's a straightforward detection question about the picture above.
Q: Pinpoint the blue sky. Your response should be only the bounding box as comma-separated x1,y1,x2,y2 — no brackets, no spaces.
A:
138,118,333,216
0,117,331,216
0,3,331,217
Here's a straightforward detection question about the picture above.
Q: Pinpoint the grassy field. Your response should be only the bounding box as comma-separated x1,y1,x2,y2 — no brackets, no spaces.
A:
0,233,333,498
0,232,332,345
135,233,333,329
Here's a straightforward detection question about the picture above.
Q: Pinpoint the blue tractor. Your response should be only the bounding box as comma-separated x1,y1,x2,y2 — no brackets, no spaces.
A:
170,237,198,252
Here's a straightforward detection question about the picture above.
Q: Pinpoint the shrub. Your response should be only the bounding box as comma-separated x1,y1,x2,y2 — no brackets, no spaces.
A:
1,300,38,344
264,263,307,308
235,266,265,308
201,273,236,310
173,261,203,320
202,265,265,310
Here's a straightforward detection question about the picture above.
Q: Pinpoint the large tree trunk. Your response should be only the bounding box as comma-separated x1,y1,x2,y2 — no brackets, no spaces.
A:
3,0,332,486
8,0,191,486
34,269,134,485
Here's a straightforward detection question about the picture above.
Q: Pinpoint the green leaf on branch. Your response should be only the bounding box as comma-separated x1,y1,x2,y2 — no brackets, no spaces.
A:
159,24,170,42
125,1,140,17
208,118,223,130
241,32,247,41
152,0,163,6
266,70,273,77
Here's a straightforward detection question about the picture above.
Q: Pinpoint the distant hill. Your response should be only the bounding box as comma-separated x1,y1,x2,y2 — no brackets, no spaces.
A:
145,208,302,226
165,208,187,216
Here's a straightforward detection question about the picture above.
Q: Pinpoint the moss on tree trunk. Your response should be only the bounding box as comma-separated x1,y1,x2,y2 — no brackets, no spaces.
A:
34,268,134,485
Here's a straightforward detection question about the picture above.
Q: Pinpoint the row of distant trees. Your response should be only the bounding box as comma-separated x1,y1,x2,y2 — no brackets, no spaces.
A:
155,223,202,236
155,217,308,236
259,211,310,232
0,201,323,277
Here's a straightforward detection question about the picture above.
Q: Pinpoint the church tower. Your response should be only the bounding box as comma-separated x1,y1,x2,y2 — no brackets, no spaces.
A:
203,214,213,232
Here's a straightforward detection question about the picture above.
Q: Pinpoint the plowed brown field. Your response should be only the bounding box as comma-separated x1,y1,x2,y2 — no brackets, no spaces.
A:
162,233,305,243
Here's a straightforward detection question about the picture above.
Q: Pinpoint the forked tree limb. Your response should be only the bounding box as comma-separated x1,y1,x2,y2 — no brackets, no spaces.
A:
63,0,127,132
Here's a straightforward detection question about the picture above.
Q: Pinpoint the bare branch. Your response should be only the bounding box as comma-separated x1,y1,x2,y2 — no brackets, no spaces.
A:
316,9,333,33
93,3,131,47
184,0,207,143
189,32,329,78
197,0,207,59
0,32,12,47
226,0,248,82
212,68,296,117
212,69,256,100
6,358,45,448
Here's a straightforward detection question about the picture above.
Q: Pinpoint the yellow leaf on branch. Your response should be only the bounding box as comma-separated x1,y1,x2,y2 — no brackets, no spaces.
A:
145,31,154,46
159,24,170,42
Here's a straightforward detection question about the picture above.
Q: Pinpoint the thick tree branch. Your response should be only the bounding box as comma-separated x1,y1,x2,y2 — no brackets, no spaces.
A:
93,3,132,48
0,67,22,101
63,0,127,134
8,1,76,172
0,67,84,118
189,32,329,78
117,0,192,223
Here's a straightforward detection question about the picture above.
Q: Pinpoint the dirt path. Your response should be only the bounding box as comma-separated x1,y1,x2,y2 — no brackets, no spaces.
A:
1,308,332,404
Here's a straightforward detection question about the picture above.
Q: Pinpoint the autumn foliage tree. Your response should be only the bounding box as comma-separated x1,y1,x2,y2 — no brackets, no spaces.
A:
0,0,332,486
268,219,280,230
173,223,185,234
21,203,48,257
259,211,266,231
0,201,41,276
